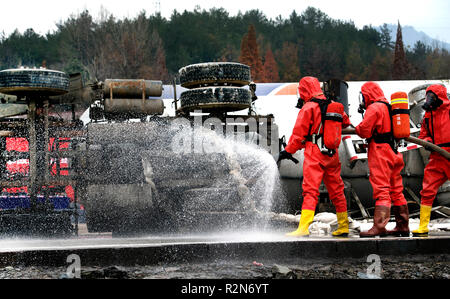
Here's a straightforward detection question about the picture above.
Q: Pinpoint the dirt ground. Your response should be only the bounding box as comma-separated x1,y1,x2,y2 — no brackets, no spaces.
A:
0,254,448,279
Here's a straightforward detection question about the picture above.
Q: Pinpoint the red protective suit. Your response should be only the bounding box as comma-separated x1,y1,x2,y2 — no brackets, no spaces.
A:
285,77,350,213
355,82,406,208
418,84,450,207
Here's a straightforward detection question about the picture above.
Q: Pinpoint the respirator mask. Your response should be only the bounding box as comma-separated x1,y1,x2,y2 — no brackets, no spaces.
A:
422,91,443,111
296,87,305,109
357,92,366,115
296,98,305,109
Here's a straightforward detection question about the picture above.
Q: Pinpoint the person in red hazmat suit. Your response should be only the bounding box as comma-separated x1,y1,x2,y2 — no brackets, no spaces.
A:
278,76,350,237
355,82,409,237
413,84,450,236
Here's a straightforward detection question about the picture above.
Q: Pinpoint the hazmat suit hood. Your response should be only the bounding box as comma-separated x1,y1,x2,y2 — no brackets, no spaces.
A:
426,84,449,102
360,81,387,108
298,77,326,102
423,84,449,111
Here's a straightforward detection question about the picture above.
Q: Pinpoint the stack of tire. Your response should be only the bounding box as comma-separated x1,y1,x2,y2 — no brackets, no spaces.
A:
178,62,252,114
0,68,69,97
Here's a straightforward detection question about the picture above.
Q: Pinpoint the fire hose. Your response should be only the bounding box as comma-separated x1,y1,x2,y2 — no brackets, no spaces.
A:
342,128,450,160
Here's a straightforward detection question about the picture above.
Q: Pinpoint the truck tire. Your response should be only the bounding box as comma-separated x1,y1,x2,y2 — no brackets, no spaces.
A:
0,68,70,96
179,86,251,113
179,62,251,88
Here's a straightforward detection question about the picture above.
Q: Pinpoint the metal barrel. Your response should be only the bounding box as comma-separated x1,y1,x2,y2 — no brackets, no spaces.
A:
103,79,163,99
104,98,164,115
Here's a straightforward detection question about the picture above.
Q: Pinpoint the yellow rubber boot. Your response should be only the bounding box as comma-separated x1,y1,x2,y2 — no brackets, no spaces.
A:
286,209,315,237
332,211,349,237
412,205,432,237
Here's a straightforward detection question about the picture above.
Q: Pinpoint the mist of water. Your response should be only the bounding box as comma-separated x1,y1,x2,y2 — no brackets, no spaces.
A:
140,123,287,233
0,117,289,239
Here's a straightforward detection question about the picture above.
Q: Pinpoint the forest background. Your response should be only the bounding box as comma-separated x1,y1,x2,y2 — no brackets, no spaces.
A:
1,6,449,84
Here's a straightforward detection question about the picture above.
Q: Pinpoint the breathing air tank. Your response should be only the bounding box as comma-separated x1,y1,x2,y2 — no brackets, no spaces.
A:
390,91,410,139
323,101,344,150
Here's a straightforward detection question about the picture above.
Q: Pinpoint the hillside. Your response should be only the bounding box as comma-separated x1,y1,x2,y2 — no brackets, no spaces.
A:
376,24,450,51
0,7,449,82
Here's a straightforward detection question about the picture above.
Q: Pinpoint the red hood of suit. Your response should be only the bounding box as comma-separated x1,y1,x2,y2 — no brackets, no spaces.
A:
426,84,449,103
298,76,326,102
361,81,387,107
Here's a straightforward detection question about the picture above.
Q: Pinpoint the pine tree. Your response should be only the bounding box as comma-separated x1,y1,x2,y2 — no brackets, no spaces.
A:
262,47,280,82
219,44,239,62
276,42,301,82
344,42,365,81
239,25,264,82
239,33,251,65
379,23,394,50
392,21,410,80
369,52,391,80
151,30,170,82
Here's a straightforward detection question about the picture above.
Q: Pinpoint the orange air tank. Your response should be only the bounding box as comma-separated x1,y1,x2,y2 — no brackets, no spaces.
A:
390,91,410,139
323,101,344,150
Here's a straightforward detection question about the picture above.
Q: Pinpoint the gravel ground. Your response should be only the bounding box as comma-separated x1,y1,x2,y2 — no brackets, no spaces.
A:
0,254,448,279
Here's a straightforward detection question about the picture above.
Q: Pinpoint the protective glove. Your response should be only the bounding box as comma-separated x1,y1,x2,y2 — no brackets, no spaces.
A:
277,150,299,164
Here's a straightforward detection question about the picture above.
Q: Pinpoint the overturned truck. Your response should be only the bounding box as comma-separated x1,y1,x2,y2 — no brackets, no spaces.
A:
0,63,280,236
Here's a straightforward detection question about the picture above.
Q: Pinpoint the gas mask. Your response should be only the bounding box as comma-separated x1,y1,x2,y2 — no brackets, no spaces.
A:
422,91,443,111
357,92,366,115
296,87,305,109
296,98,305,109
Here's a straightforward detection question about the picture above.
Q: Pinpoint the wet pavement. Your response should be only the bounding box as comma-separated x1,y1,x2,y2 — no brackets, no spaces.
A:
0,224,450,279
0,223,448,250
0,225,448,256
0,224,449,279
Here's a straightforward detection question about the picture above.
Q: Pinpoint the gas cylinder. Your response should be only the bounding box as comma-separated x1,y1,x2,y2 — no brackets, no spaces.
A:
103,79,163,99
323,101,344,150
390,91,410,139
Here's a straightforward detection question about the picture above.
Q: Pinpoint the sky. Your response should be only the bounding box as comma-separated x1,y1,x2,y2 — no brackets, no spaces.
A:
1,0,449,43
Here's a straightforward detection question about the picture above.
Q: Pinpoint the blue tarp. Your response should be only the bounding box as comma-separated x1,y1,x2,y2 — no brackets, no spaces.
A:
0,195,71,210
